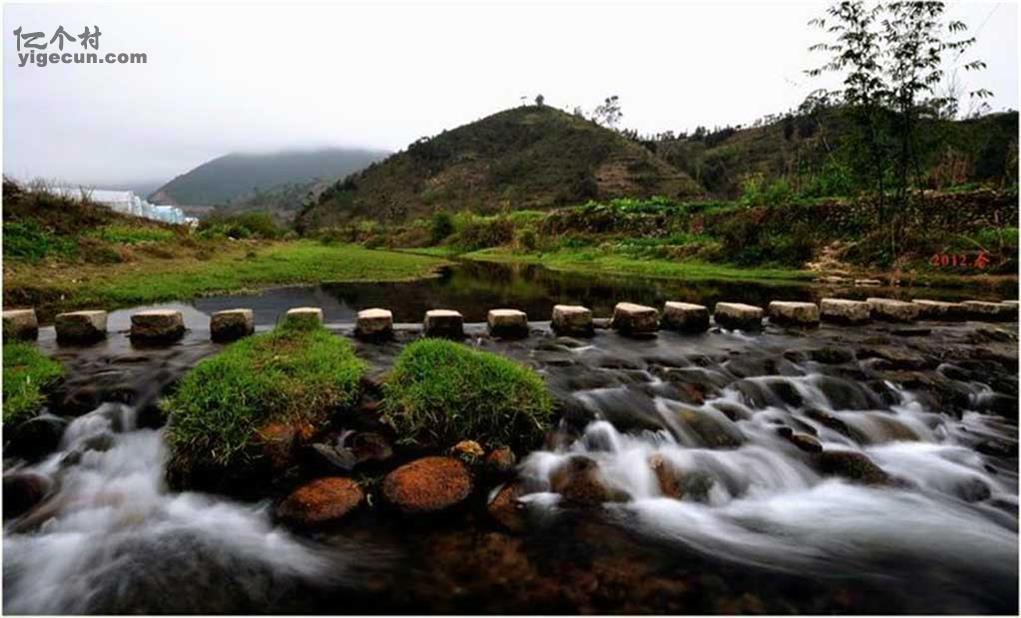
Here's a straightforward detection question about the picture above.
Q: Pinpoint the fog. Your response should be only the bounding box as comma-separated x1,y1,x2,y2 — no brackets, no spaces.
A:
3,1,1017,188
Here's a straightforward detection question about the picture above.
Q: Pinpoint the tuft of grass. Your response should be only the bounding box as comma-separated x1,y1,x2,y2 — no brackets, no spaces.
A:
382,339,553,450
3,221,79,262
164,320,365,470
3,343,64,424
92,224,175,244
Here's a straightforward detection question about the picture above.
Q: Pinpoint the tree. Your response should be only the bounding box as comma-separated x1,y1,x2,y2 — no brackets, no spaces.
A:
534,94,545,106
593,95,623,129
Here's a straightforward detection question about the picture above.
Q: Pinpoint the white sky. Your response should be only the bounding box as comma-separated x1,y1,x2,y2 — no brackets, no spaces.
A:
2,0,1017,187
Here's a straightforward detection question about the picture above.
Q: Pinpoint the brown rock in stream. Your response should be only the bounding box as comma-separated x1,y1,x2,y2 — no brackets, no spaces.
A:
277,477,364,526
383,456,472,514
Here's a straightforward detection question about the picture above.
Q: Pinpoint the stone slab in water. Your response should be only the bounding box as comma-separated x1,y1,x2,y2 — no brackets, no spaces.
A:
820,298,870,324
55,310,108,344
713,302,763,331
962,300,1016,321
610,302,659,336
3,309,39,341
210,309,254,342
130,309,185,342
867,298,920,322
912,299,966,321
767,301,819,326
356,308,394,340
487,309,529,339
424,309,464,338
551,304,593,337
662,301,710,333
283,307,324,328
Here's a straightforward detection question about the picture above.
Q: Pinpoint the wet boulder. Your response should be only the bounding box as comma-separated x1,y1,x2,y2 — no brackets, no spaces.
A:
816,450,890,485
662,301,710,333
3,471,53,519
676,407,744,448
549,455,626,506
787,432,823,453
647,454,713,501
130,309,185,343
423,309,464,339
713,302,763,331
276,477,364,526
819,298,870,324
55,310,108,344
2,309,38,341
383,456,472,514
210,309,254,342
866,298,920,323
551,305,594,337
767,301,820,327
610,302,659,336
487,309,529,339
808,347,855,365
5,414,69,460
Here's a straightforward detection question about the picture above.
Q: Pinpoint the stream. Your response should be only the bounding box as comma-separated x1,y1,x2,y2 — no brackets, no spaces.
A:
3,262,1018,613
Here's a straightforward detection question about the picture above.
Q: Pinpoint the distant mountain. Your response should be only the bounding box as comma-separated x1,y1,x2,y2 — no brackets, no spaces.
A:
149,148,389,207
296,106,703,230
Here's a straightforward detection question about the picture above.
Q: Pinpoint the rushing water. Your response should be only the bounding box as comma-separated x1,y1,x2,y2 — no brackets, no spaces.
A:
3,261,1018,613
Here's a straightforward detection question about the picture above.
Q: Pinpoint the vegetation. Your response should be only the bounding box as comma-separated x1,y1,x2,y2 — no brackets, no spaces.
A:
195,212,284,240
3,343,64,424
164,320,365,471
382,339,554,450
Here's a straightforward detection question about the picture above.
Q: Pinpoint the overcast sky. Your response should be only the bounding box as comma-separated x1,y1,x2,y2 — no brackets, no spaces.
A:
3,1,1017,188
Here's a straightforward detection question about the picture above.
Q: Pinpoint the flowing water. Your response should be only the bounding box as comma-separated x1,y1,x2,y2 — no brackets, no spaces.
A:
3,262,1018,613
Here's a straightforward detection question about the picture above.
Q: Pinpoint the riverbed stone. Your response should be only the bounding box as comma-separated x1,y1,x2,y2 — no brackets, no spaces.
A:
355,308,393,340
487,481,527,532
817,450,890,485
910,299,964,321
3,471,53,520
209,309,254,342
283,307,323,328
767,301,820,327
55,310,108,344
3,309,38,341
962,300,1016,321
867,298,920,323
276,476,364,526
487,309,529,339
854,278,882,286
610,302,659,336
424,309,464,339
549,455,627,506
713,302,763,331
551,305,594,337
485,446,517,477
383,456,472,514
130,309,185,343
662,301,710,333
819,298,870,324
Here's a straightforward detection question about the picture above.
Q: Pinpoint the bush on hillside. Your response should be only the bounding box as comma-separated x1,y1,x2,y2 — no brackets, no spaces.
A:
196,212,283,240
382,339,554,450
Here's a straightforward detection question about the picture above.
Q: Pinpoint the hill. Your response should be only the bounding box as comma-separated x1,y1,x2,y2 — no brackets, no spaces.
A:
296,106,703,230
149,147,388,207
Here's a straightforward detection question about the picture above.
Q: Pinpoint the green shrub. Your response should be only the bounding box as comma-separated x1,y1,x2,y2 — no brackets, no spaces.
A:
454,215,515,250
3,221,78,262
383,339,553,449
3,343,64,424
93,224,175,244
740,174,795,206
164,321,365,472
430,211,454,244
195,212,282,240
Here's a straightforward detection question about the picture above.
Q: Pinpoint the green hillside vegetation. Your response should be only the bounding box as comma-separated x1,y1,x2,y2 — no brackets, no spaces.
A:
149,147,388,206
297,105,703,230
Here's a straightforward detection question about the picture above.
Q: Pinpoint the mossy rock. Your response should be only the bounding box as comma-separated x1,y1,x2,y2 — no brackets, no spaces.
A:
163,321,365,494
382,339,553,450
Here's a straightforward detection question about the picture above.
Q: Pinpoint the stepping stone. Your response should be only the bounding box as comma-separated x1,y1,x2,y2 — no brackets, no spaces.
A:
820,298,870,324
610,302,659,336
55,310,108,344
962,300,1016,321
662,301,710,333
487,309,529,339
283,307,323,328
2,309,38,341
130,309,185,343
356,308,394,340
210,309,254,342
854,279,882,286
866,298,920,322
551,304,593,337
1002,300,1019,307
912,299,966,321
713,302,763,331
767,301,820,326
424,309,464,338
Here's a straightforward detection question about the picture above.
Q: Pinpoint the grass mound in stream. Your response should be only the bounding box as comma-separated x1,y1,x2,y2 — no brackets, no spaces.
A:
2,343,64,424
164,321,365,490
382,339,553,450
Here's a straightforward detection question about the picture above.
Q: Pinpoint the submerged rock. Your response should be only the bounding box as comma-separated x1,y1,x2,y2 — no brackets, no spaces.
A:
788,432,823,453
383,456,472,514
816,450,890,485
487,481,527,532
276,476,364,526
3,471,53,519
648,454,714,501
549,455,626,506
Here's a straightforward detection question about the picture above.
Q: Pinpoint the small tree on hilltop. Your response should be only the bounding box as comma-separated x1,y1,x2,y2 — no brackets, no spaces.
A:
535,94,545,106
593,95,623,130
